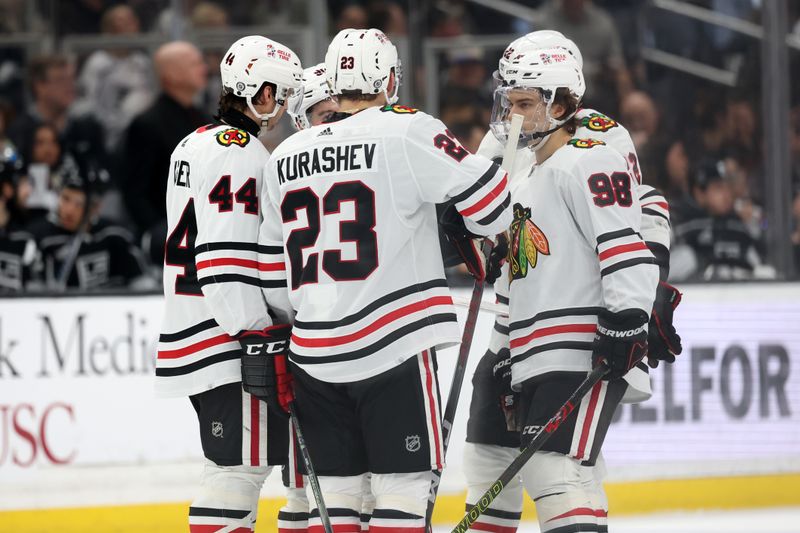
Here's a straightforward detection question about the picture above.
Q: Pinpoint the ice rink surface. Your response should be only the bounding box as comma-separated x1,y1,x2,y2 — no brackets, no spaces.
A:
435,507,800,533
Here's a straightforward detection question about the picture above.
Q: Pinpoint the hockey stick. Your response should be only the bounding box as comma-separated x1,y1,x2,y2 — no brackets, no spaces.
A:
424,239,493,528
425,113,525,530
287,401,333,533
450,364,609,533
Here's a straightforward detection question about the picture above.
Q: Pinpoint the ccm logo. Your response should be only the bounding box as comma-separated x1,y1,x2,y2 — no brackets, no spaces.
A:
245,340,287,355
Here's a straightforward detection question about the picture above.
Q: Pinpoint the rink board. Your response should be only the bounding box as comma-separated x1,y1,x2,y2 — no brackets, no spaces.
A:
1,283,799,527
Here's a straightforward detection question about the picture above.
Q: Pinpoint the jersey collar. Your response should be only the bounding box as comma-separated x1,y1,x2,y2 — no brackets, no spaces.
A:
218,109,261,136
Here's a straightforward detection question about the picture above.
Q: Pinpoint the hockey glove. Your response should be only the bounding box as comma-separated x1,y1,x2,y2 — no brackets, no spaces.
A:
647,281,683,368
440,204,507,283
238,324,293,418
592,309,649,381
491,348,516,431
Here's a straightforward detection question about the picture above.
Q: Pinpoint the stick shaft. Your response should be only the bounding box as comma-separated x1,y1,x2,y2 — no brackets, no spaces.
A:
425,239,492,529
288,402,333,533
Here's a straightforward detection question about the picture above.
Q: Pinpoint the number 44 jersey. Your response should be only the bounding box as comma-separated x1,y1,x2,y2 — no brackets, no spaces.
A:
157,123,291,397
261,105,511,383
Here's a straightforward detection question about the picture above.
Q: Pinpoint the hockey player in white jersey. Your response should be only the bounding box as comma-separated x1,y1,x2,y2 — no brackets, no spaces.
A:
466,41,660,533
462,32,683,533
156,35,302,533
256,28,511,533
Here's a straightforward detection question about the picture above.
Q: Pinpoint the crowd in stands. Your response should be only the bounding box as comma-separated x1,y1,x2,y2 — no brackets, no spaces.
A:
1,0,799,293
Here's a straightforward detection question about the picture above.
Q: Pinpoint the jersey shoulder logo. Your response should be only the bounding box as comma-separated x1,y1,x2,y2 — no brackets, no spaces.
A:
380,104,418,114
509,203,550,282
568,138,606,149
581,112,618,132
216,127,250,148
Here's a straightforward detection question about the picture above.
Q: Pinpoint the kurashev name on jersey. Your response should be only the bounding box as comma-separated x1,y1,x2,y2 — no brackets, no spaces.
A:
277,143,376,184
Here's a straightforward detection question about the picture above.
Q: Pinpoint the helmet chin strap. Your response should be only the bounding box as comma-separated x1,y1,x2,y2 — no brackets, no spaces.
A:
246,96,281,133
522,105,578,150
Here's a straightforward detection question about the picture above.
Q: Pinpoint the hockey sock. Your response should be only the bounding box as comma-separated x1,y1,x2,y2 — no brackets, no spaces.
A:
279,486,310,533
189,463,271,533
368,508,425,533
309,476,364,533
463,443,523,533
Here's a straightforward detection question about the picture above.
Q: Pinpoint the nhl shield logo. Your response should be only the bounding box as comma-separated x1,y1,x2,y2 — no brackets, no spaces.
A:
405,435,421,452
211,421,224,438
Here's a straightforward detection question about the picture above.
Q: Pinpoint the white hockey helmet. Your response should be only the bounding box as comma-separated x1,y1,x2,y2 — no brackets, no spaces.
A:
220,35,303,129
502,31,583,72
490,45,585,149
288,63,337,130
325,28,402,104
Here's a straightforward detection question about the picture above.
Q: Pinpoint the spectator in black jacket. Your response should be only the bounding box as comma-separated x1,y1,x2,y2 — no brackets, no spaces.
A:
120,41,209,264
28,156,152,291
673,160,770,281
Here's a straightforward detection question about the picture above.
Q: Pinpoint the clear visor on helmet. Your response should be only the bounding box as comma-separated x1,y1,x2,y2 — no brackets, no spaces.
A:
489,83,564,150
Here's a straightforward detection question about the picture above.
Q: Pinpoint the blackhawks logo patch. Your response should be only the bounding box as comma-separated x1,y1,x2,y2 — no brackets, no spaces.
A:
581,112,618,132
216,128,250,147
381,104,418,114
509,203,550,282
568,138,605,149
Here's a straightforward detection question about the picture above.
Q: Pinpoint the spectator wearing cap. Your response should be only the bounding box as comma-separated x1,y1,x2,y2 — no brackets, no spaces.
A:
672,160,768,281
119,41,209,264
0,144,37,292
27,157,151,291
75,5,155,151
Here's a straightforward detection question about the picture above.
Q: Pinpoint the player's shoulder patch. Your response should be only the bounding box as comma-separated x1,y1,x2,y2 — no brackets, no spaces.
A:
580,112,618,133
380,103,418,114
567,138,606,149
215,127,251,148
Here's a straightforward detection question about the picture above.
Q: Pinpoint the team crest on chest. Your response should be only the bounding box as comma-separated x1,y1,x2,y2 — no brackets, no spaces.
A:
568,138,605,149
581,112,618,132
216,127,250,147
509,203,550,282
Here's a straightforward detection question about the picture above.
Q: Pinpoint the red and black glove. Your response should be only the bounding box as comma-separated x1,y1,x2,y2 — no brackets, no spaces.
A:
592,309,649,381
238,324,293,417
647,281,683,368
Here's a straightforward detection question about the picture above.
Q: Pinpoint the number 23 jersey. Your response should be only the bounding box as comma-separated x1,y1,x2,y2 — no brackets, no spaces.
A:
506,140,658,387
261,105,511,383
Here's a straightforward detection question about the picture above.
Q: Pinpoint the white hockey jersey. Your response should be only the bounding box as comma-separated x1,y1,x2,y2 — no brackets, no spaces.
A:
156,122,290,397
506,140,658,386
261,104,512,383
477,109,669,400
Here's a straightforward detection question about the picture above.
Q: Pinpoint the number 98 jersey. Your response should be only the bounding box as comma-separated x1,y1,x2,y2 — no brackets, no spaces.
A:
506,139,658,389
262,105,511,383
157,122,290,398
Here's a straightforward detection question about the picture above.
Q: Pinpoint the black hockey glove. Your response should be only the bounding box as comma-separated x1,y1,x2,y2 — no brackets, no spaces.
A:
439,204,507,283
592,309,649,381
647,281,683,368
491,347,516,431
238,324,293,418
